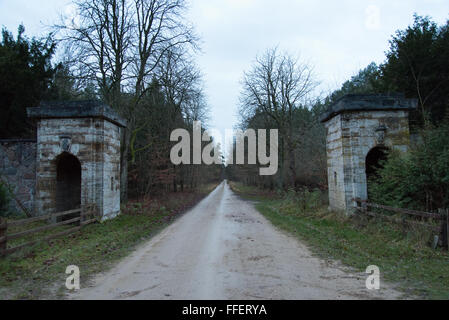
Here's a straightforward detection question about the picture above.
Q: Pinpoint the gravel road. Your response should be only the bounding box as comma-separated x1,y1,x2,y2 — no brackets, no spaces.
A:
71,181,402,300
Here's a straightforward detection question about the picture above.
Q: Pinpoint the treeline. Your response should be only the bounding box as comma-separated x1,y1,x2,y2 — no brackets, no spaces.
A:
226,47,327,190
0,0,224,200
228,14,449,209
326,15,449,129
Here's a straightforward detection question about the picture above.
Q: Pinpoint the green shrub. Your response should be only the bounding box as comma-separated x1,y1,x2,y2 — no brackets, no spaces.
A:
369,123,449,211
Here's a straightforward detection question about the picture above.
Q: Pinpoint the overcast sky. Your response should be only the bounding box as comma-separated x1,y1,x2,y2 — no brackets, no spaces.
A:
0,0,448,137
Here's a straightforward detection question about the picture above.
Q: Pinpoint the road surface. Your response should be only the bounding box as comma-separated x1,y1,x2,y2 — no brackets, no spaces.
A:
71,181,402,300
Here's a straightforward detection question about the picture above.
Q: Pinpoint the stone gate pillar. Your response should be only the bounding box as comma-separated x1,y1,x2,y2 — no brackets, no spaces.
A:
27,101,127,220
320,94,417,214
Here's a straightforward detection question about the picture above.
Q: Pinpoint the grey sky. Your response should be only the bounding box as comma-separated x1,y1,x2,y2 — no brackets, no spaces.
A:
1,0,448,136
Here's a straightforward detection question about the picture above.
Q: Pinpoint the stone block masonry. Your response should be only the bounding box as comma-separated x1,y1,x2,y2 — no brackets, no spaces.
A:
27,101,126,220
321,94,417,214
0,140,37,215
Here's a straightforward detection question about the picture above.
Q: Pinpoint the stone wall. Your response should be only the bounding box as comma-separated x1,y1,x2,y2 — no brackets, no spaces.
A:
0,140,36,215
0,101,124,220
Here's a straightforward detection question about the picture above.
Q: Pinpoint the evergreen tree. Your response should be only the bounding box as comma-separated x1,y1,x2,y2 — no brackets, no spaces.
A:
0,25,57,138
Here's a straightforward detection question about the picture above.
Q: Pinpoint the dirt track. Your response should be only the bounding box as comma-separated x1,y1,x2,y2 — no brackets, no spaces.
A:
71,181,402,300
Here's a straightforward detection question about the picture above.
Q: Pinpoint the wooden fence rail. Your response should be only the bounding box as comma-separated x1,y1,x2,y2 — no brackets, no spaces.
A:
353,198,449,248
0,205,98,257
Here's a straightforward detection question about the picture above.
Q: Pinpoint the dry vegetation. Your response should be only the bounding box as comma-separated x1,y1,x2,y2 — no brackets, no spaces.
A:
230,181,449,299
0,183,219,300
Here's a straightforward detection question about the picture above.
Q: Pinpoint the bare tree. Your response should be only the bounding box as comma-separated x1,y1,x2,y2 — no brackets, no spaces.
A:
56,0,133,108
239,48,318,188
55,0,198,201
156,47,204,123
151,46,208,192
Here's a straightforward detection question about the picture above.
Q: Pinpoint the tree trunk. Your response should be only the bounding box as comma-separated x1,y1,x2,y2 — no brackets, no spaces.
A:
173,165,178,193
180,165,184,192
287,129,297,188
277,133,285,190
120,127,129,204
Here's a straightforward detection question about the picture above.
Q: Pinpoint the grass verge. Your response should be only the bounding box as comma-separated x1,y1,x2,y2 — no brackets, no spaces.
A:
229,181,449,300
0,183,219,300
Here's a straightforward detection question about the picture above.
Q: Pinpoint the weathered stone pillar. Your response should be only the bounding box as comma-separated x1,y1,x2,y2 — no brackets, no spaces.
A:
27,101,127,220
320,94,417,214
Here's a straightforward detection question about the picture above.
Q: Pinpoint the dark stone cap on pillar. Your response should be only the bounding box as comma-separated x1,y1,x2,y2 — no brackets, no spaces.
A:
27,100,127,128
320,94,418,123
